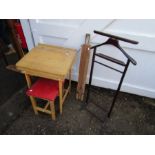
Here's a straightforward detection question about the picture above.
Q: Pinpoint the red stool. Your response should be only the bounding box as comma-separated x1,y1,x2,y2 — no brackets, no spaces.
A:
26,78,60,120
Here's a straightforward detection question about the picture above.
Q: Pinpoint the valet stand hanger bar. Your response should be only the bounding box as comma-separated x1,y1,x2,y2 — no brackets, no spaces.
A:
83,30,139,121
91,30,138,65
93,30,138,44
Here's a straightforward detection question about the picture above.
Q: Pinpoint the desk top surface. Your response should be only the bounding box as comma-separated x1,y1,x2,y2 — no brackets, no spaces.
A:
16,44,76,80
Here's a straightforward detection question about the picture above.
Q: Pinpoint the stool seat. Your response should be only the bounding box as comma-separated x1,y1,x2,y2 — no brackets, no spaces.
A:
26,78,59,101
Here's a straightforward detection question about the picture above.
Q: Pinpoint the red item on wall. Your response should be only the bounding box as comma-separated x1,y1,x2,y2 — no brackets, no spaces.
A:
14,22,28,49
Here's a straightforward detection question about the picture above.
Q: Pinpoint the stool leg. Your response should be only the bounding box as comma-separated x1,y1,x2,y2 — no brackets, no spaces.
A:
50,101,56,120
29,96,38,115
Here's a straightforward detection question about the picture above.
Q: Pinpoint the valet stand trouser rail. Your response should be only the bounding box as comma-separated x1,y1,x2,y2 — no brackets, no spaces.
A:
24,69,72,120
84,30,138,120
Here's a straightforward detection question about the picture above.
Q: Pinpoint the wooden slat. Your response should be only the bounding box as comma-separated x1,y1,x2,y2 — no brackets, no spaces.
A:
62,87,70,103
44,101,50,110
36,107,51,114
76,34,91,101
80,45,91,100
76,45,88,99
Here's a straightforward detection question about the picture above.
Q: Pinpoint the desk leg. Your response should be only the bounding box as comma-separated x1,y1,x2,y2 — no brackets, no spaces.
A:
59,80,63,114
69,68,72,93
29,96,38,115
25,74,32,88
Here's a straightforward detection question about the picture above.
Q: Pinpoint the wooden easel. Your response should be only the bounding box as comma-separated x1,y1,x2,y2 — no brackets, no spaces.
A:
76,34,91,101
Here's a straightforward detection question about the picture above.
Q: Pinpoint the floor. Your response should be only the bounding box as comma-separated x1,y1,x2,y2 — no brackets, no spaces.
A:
1,54,155,135
0,53,25,106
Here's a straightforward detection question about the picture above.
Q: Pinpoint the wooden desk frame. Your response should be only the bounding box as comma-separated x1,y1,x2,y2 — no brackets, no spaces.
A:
16,44,76,119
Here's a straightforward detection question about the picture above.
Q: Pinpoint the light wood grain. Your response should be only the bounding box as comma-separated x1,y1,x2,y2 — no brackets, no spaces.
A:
16,44,76,80
76,34,90,101
25,74,32,88
29,96,38,115
50,101,56,120
76,44,91,101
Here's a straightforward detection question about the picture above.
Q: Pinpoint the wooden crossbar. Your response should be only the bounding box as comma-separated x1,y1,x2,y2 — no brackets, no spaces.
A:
43,101,50,110
36,107,51,114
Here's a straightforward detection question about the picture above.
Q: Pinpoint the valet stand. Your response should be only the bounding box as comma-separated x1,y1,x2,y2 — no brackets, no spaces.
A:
83,30,139,121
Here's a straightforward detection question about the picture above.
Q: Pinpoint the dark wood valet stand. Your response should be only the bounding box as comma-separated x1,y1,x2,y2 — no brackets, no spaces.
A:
82,30,139,122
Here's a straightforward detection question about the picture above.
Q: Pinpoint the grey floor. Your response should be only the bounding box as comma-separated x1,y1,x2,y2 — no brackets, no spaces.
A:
0,53,155,135
0,53,25,106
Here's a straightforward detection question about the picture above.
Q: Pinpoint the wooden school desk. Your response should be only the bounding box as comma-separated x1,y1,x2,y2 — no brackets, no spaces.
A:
16,44,76,115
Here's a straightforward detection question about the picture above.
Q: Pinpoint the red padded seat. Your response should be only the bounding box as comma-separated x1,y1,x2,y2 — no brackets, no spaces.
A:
26,78,59,101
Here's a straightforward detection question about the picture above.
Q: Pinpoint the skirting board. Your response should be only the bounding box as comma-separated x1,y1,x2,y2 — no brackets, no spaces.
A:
72,73,155,99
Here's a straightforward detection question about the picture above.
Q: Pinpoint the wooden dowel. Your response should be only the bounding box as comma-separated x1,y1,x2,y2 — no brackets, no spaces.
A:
62,87,70,103
36,107,51,114
44,101,50,110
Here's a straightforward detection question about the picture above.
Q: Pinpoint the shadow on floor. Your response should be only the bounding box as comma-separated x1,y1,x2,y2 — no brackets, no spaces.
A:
1,53,155,134
0,53,26,106
1,82,155,135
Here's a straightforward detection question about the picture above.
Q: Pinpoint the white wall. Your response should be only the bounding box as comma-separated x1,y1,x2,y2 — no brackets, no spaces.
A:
20,19,155,98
